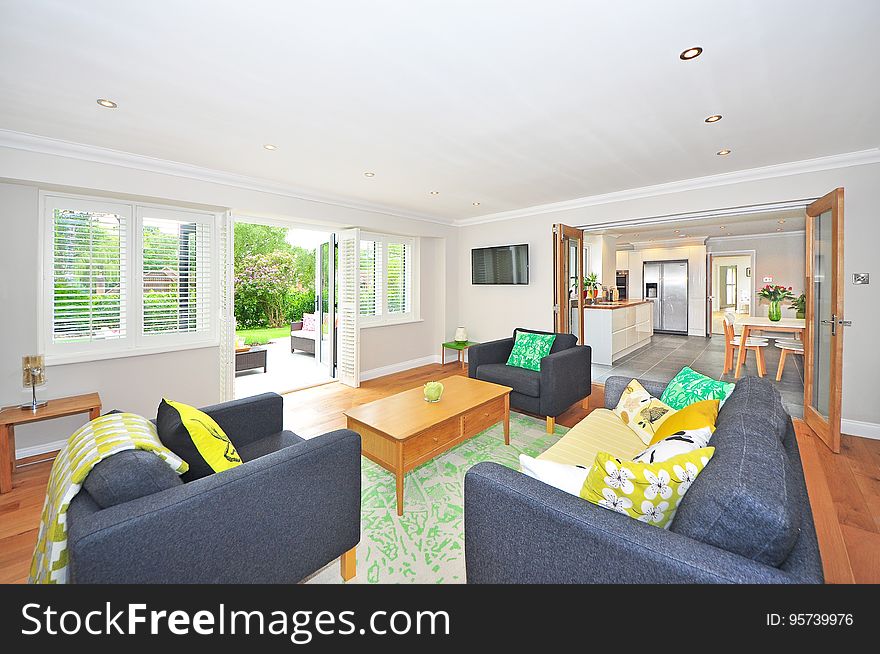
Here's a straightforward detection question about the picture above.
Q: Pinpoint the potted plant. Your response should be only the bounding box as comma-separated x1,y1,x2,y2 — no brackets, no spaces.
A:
790,292,806,320
758,284,795,322
584,273,600,301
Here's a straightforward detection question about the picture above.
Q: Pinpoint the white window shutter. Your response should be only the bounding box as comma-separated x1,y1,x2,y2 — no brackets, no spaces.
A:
337,228,361,387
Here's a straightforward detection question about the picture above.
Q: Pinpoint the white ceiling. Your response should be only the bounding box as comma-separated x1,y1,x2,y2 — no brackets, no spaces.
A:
598,208,806,246
1,1,878,223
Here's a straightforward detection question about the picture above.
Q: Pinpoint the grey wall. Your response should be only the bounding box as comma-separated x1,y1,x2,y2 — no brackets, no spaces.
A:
0,143,457,455
708,233,805,318
0,181,221,453
458,162,880,428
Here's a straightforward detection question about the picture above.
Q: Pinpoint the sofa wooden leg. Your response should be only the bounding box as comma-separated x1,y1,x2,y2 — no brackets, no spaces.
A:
340,546,356,582
581,397,590,410
546,416,555,434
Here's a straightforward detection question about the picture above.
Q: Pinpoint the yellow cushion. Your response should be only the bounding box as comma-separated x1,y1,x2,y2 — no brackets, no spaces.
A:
612,379,676,445
580,448,716,528
537,409,645,467
649,399,719,445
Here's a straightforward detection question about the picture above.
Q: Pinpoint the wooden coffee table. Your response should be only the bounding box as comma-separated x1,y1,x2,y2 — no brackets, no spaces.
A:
344,376,511,515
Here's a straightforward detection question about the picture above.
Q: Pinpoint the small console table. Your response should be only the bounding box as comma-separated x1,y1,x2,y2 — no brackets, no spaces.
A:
0,392,102,493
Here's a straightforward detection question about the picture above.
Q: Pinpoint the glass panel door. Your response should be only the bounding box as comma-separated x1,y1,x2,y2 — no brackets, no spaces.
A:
316,235,336,378
553,224,583,343
804,188,844,453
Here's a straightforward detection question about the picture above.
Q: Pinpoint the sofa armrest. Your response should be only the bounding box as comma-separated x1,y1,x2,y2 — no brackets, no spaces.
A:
68,429,361,584
467,337,514,377
291,321,303,332
603,375,668,409
539,345,591,417
464,462,802,584
197,392,284,448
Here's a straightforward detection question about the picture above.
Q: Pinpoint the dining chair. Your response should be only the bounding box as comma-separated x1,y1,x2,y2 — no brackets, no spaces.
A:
723,313,769,376
775,341,804,381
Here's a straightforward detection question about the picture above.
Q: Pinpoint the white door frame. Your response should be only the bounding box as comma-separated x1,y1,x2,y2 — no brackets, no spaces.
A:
706,250,756,335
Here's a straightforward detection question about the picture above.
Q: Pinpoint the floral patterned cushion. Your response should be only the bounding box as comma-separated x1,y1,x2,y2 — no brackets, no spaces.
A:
580,448,715,529
613,379,676,445
660,367,734,410
301,313,316,332
506,331,555,372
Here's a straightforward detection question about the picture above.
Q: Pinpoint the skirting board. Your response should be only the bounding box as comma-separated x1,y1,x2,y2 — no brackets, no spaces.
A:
360,354,443,382
841,419,880,441
15,438,68,462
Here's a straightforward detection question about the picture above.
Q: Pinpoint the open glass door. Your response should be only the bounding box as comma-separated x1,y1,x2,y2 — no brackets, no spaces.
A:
553,224,584,343
315,235,337,379
804,188,846,453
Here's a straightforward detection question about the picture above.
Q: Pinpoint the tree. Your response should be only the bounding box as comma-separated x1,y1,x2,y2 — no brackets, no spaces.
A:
234,223,292,266
235,251,298,328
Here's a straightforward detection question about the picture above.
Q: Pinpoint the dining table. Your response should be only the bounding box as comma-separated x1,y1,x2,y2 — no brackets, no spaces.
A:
734,316,806,378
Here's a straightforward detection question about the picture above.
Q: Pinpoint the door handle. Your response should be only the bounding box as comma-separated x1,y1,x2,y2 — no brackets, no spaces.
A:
822,314,852,336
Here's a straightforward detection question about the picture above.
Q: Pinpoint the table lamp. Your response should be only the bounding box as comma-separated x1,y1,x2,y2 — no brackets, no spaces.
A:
21,354,48,412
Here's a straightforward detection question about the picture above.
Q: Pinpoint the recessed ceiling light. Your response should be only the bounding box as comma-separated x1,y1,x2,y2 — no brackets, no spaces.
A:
674,229,681,233
719,225,726,229
472,202,481,206
776,228,783,232
705,114,722,123
778,219,786,224
97,98,117,108
716,149,732,156
679,47,703,60
363,172,375,177
263,144,277,151
429,191,440,196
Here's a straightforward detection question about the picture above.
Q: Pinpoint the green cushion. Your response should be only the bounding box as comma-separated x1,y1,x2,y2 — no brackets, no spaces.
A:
660,367,735,410
506,331,555,371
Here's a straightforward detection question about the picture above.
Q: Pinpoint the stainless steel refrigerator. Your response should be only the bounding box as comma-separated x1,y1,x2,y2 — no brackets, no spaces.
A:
643,260,688,334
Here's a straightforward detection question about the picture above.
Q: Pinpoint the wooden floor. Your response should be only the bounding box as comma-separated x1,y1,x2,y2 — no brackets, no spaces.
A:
1,362,878,583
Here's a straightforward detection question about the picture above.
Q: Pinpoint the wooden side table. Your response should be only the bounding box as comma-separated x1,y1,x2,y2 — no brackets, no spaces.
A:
0,392,102,493
441,340,479,368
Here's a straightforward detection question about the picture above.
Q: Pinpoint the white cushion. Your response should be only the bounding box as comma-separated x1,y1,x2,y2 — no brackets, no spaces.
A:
519,454,588,496
632,426,713,464
290,330,317,339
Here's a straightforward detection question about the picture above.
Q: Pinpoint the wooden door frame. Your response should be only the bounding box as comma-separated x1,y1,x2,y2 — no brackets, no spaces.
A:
553,224,584,343
803,188,844,453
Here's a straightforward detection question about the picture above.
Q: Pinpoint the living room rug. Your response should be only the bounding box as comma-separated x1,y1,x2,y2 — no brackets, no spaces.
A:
307,414,567,584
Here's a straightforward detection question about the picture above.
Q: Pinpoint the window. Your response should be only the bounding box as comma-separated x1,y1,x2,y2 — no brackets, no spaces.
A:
43,194,217,361
358,233,416,326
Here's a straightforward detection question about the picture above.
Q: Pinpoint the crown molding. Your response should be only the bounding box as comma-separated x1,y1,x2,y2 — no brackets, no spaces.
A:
630,237,707,249
0,129,455,226
706,229,805,243
455,148,880,227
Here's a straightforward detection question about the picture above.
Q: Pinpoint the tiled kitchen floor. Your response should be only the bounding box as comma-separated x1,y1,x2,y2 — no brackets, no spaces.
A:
592,333,805,417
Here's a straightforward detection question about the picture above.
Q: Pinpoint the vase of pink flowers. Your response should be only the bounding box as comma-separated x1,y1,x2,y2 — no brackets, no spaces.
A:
759,284,795,322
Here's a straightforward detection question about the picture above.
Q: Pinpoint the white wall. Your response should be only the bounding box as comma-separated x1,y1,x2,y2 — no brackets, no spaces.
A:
627,244,707,336
708,233,805,319
0,143,457,455
458,161,880,429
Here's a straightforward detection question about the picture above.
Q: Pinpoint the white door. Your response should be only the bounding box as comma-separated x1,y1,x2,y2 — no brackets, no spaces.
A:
336,229,361,387
315,235,336,378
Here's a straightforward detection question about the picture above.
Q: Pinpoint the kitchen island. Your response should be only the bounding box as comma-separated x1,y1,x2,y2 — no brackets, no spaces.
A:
582,299,654,366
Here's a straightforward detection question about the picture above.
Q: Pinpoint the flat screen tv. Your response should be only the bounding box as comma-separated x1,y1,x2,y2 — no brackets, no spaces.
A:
471,244,529,285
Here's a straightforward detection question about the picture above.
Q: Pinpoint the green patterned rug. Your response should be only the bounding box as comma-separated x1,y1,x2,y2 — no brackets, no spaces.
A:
307,414,567,584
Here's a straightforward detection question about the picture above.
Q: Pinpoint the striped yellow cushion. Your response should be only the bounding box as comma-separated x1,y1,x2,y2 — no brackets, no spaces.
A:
537,409,645,467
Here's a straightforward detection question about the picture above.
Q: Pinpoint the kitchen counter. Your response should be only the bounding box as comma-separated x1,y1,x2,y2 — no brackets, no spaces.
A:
582,299,654,365
581,298,653,310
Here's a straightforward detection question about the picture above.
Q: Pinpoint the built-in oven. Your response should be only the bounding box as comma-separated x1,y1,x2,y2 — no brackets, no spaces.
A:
615,270,628,300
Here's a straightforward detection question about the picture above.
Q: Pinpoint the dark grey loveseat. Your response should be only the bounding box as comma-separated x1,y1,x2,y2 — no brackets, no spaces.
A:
67,393,361,584
468,327,591,434
464,375,823,583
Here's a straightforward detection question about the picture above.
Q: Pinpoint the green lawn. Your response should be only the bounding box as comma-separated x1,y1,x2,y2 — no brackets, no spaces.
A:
236,326,289,345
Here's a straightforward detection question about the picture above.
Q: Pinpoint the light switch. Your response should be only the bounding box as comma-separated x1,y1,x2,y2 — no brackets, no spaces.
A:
853,273,869,285
762,276,773,283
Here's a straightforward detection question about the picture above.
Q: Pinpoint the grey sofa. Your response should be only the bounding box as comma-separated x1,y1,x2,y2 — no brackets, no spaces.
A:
67,393,361,584
464,375,823,583
468,327,591,434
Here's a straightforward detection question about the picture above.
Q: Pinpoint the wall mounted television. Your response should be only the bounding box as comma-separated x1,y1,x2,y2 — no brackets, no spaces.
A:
471,244,529,285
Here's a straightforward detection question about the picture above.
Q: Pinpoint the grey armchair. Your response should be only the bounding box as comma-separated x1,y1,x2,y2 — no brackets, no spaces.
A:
66,393,361,584
468,327,591,433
